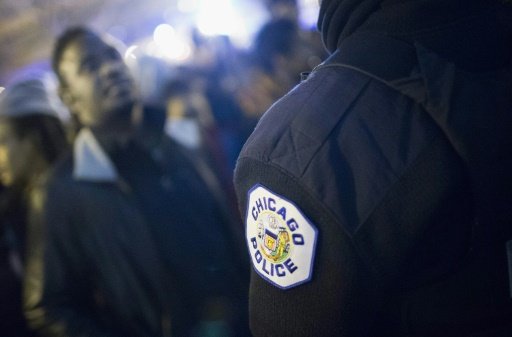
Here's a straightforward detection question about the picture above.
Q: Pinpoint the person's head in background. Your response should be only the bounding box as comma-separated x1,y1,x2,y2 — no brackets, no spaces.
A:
252,18,304,79
52,26,140,135
264,0,299,22
0,78,68,192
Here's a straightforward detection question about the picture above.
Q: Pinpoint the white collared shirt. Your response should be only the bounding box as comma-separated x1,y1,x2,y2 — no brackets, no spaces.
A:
73,128,118,182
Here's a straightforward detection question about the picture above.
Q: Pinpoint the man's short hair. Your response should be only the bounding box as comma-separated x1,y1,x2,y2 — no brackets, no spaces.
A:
52,26,95,83
252,18,298,73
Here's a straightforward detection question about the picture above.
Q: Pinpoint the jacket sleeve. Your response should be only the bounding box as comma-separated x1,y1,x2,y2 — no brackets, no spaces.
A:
23,177,120,337
235,157,387,336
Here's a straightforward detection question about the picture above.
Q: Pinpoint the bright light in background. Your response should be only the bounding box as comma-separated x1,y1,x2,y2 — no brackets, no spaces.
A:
0,87,4,94
151,24,192,62
124,45,139,60
298,0,320,29
153,23,176,46
124,45,140,71
196,0,246,38
177,0,200,13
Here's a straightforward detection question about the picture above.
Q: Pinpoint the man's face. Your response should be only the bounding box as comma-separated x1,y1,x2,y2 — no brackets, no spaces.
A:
57,33,137,128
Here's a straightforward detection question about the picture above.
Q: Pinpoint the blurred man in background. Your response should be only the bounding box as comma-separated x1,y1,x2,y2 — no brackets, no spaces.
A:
24,26,249,337
0,78,68,337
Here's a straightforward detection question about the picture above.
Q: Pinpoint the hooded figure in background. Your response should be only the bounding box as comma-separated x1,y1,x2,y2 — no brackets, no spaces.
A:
234,0,512,335
0,78,68,337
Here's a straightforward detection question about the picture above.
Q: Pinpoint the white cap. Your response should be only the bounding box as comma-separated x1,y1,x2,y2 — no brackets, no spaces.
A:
0,78,59,118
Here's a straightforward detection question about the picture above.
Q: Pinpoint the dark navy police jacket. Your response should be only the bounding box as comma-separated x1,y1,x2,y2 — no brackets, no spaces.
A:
235,24,512,337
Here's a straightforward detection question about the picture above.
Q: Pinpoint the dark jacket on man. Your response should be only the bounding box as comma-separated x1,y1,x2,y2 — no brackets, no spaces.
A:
0,188,38,337
25,127,249,337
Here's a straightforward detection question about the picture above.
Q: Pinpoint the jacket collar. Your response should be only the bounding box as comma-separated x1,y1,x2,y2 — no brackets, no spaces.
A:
73,128,118,182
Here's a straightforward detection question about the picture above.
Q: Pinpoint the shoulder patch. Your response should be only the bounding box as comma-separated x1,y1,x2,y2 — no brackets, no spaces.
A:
246,184,318,289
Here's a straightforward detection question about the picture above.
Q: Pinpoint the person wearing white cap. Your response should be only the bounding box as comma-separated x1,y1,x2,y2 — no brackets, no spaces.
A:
0,77,68,337
0,78,68,188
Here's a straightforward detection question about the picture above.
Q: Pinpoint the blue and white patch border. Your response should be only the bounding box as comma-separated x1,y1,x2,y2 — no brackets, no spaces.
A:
245,183,318,290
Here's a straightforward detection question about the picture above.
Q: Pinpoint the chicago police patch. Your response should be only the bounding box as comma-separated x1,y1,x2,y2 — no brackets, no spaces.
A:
246,184,318,289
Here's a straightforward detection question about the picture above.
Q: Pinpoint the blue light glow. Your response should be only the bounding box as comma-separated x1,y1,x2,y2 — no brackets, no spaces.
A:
124,45,139,61
153,24,176,46
177,0,200,13
298,0,320,29
196,0,244,37
151,24,192,62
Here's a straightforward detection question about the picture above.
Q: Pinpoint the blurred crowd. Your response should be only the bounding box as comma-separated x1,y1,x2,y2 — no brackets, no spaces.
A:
0,0,326,336
142,0,326,173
